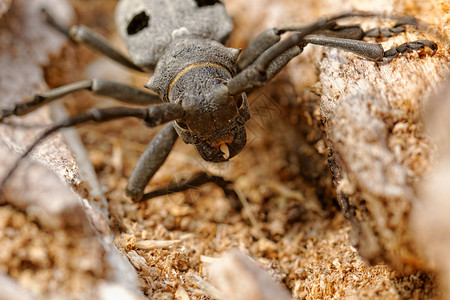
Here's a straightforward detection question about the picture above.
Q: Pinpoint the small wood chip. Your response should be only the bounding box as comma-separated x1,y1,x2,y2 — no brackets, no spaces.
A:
126,250,148,271
136,240,182,250
175,285,190,300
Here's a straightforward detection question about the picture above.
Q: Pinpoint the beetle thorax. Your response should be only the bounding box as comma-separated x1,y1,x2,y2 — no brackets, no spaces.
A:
146,38,250,162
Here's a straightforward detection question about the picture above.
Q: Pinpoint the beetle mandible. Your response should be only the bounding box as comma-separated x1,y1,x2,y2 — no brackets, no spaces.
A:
0,0,437,204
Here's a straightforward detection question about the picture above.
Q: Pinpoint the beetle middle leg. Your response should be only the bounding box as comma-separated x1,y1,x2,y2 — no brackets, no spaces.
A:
0,79,161,121
42,8,144,72
0,103,185,198
0,81,240,207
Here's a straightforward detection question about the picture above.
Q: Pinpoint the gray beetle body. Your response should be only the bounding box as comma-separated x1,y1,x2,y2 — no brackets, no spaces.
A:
0,2,437,203
115,0,249,162
115,0,233,70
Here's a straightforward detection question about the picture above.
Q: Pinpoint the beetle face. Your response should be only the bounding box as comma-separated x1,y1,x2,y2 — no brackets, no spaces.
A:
145,38,247,162
173,81,250,162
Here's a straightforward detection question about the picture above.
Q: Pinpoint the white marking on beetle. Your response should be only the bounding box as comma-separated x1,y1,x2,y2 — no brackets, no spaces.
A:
172,27,190,40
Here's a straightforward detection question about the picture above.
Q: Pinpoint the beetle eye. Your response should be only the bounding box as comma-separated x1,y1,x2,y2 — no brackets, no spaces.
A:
213,78,226,85
176,121,189,129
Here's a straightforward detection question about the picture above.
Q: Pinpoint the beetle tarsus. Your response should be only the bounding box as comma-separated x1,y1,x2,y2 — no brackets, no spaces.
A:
140,171,243,211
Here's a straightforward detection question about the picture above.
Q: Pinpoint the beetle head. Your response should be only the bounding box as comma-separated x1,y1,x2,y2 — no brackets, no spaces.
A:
173,80,250,162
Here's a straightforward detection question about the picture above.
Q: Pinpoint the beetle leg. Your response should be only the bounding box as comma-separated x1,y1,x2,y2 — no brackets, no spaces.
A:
237,29,282,72
380,39,438,63
303,35,437,62
0,104,185,196
236,17,327,72
229,14,437,95
237,13,419,72
230,36,436,95
140,171,242,211
278,16,419,39
228,18,329,95
126,123,178,202
303,22,406,40
0,79,161,121
42,9,145,72
300,17,422,40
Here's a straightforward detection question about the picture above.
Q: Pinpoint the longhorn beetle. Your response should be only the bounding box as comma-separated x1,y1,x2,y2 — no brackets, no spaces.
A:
0,0,437,206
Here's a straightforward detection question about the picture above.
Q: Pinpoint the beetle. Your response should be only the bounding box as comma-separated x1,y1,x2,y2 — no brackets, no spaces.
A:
0,0,437,205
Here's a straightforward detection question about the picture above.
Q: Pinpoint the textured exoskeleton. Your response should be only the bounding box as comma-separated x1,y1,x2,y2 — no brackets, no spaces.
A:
0,0,437,205
115,0,233,70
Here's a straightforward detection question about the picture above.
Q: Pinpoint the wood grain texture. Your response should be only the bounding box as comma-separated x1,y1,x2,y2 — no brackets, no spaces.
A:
317,0,450,273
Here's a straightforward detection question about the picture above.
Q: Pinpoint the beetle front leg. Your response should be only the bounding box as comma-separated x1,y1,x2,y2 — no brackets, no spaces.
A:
237,29,282,72
140,171,242,211
126,123,178,202
127,127,242,209
228,32,312,95
229,18,437,95
303,36,437,63
236,17,328,72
